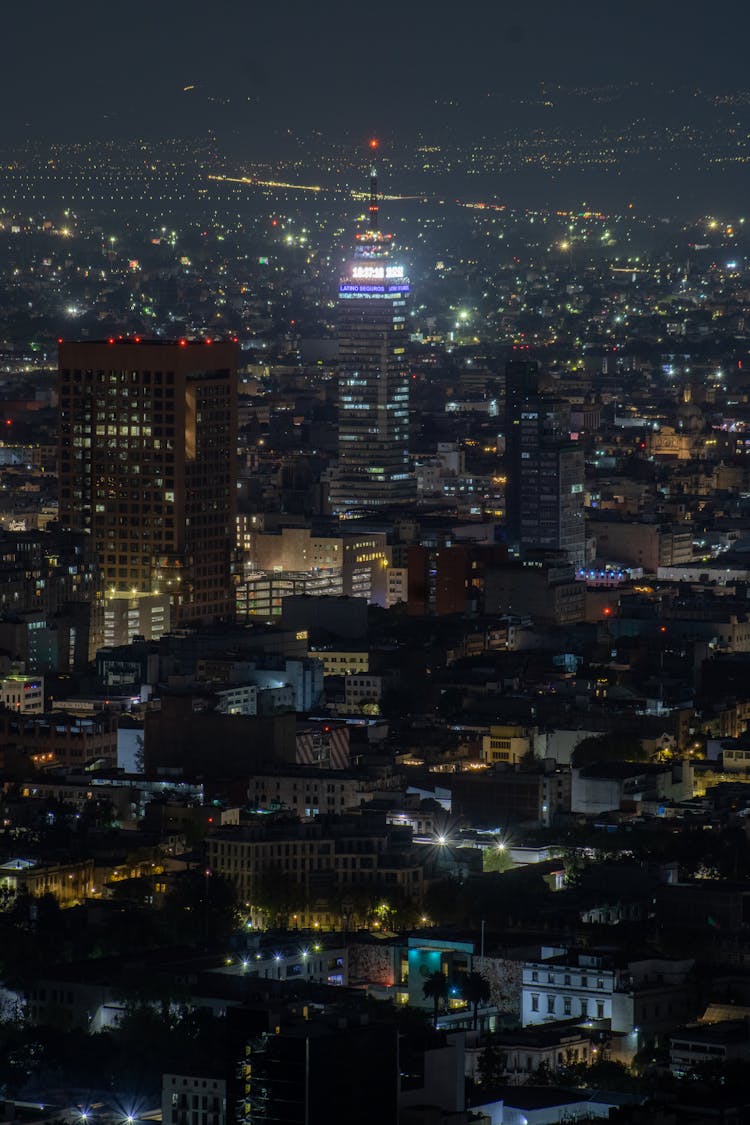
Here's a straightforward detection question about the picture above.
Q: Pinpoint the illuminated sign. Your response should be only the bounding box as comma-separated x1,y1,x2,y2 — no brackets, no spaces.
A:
339,283,410,298
351,264,405,280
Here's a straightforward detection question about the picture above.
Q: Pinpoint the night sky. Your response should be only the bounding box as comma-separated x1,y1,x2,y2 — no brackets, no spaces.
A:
3,1,747,142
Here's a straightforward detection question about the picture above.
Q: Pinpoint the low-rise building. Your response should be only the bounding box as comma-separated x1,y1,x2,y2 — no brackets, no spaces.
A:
451,769,571,828
670,1019,750,1076
0,856,94,905
162,1074,227,1125
522,947,694,1051
246,769,372,818
386,566,408,608
311,647,369,676
0,672,44,713
343,673,388,715
206,815,424,925
237,570,343,620
103,591,171,647
571,760,694,815
481,724,534,766
215,684,258,716
591,520,694,572
0,708,118,769
295,721,351,768
468,1022,597,1080
484,557,584,626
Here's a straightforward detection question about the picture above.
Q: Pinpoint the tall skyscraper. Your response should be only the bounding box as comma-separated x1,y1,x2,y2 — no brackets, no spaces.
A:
58,338,238,625
329,165,415,515
504,359,585,568
504,359,542,547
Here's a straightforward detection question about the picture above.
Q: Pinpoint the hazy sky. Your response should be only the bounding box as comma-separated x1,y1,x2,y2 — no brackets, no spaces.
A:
2,1,746,141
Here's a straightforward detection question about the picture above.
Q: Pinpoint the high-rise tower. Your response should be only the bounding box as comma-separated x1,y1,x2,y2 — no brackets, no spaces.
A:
329,163,414,516
504,359,585,568
58,338,238,625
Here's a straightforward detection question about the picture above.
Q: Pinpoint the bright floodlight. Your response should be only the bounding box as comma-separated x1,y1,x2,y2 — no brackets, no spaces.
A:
437,835,447,845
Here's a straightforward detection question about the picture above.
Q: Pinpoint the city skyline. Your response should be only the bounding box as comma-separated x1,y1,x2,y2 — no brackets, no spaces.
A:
4,7,750,1123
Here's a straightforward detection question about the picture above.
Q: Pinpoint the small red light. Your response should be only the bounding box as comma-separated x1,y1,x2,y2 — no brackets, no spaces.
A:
369,138,379,150
205,338,213,345
179,339,187,347
603,607,612,616
660,626,667,633
107,338,114,344
271,219,278,227
57,337,64,344
134,336,141,343
4,420,11,427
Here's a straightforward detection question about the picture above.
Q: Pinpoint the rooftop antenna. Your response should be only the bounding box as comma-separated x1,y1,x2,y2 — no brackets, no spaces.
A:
368,138,379,230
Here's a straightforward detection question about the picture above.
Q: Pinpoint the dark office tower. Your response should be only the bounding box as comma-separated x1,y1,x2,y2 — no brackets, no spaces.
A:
58,339,238,625
504,359,541,547
504,360,585,568
329,166,415,516
234,1017,398,1125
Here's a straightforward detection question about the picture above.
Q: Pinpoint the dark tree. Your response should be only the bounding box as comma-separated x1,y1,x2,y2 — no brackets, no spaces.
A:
422,970,448,1028
463,970,491,1030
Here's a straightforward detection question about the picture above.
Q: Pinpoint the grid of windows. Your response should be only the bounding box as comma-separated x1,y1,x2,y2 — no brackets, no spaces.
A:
58,341,237,624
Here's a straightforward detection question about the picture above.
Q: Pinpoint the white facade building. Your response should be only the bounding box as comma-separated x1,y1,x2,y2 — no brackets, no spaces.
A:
522,948,694,1050
523,948,614,1026
215,684,258,716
